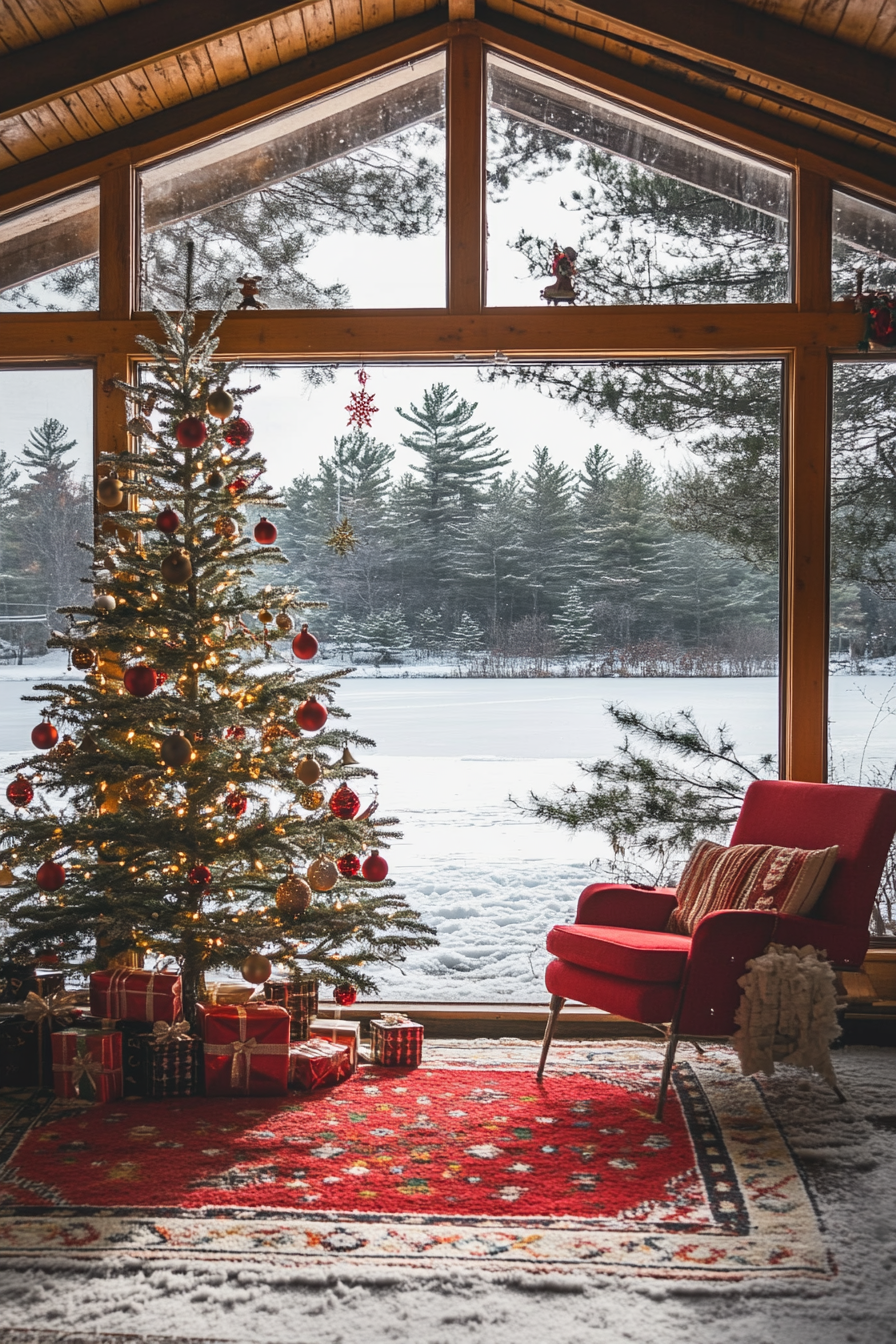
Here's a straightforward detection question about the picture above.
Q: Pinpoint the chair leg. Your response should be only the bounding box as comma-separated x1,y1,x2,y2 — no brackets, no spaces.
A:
537,995,565,1081
655,1032,679,1121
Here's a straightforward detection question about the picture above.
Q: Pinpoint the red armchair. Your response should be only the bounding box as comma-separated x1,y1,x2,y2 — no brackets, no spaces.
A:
537,780,896,1117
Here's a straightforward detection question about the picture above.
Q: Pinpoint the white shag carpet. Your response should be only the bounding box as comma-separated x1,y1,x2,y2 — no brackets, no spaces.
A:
0,1044,894,1344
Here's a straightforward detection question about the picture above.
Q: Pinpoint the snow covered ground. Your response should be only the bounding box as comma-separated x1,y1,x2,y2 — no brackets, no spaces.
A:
0,660,892,1001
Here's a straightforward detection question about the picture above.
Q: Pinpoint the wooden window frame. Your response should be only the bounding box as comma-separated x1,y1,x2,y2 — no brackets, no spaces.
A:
0,22,879,784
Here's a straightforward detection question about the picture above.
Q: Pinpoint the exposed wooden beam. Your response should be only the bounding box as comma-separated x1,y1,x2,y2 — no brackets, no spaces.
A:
0,11,450,203
0,1,321,123
0,304,863,361
565,0,896,138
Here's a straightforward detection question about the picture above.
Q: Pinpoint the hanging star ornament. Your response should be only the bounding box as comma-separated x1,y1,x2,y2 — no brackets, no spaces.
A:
345,368,378,429
326,516,358,557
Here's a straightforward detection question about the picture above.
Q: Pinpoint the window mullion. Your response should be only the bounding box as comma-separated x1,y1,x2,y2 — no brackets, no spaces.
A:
447,32,484,313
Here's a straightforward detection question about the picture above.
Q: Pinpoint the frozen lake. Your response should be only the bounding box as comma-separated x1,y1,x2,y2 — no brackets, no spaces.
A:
0,664,892,1001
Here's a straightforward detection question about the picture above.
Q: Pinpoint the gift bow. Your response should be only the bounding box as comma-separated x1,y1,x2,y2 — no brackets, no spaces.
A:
22,989,78,1028
151,1019,191,1045
230,1035,259,1089
53,1046,104,1099
378,1013,412,1026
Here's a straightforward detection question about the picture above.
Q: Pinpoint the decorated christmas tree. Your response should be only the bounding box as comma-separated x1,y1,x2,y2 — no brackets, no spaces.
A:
0,260,434,1021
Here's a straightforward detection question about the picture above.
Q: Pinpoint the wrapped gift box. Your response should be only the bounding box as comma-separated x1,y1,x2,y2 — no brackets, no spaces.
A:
264,979,318,1040
51,1028,123,1102
198,1002,289,1097
289,1038,352,1091
89,968,182,1023
0,989,80,1087
370,1015,424,1068
308,1017,360,1069
139,1021,199,1098
1,963,65,1003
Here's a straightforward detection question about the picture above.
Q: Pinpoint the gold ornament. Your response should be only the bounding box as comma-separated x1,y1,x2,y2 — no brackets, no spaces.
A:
275,873,312,915
241,953,273,984
207,387,235,421
0,864,13,887
160,549,193,586
308,855,339,892
54,735,76,760
295,755,322,786
325,516,357,557
71,646,95,670
214,516,238,538
299,787,324,810
262,722,295,747
341,745,359,766
160,731,193,768
96,471,124,508
258,607,273,624
275,610,293,632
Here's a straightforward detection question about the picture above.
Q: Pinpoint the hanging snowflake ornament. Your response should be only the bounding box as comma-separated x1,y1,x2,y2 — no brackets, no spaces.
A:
326,516,358,557
345,368,378,429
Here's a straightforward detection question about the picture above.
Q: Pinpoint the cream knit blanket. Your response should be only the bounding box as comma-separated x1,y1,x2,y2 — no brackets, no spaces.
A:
732,942,841,1088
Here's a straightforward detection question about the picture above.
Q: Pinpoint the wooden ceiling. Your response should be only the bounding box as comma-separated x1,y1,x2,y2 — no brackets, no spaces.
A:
0,0,895,193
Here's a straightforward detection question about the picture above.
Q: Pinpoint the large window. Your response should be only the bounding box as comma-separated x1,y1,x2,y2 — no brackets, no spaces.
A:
833,189,896,299
0,187,99,312
139,54,446,310
486,55,791,308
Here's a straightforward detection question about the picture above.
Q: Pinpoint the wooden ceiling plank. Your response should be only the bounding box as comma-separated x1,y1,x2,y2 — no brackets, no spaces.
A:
61,0,116,25
205,33,251,88
270,10,308,61
0,1,43,49
801,0,851,34
43,96,94,143
238,19,282,77
394,0,428,18
21,105,77,153
58,90,107,138
108,69,164,121
76,81,131,131
301,0,338,51
864,11,896,57
361,0,396,31
333,0,366,42
177,46,220,99
0,142,18,171
831,0,891,48
0,115,53,161
143,54,193,109
14,0,75,40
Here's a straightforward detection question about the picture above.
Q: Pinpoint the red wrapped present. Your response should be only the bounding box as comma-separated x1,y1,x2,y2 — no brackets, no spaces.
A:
265,978,318,1040
89,968,182,1023
370,1015,424,1067
139,1020,199,1098
289,1038,352,1090
198,1002,289,1097
308,1016,360,1069
51,1028,123,1102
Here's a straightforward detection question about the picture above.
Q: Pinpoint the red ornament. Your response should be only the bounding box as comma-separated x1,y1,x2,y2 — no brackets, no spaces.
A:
225,725,247,741
227,476,249,496
36,860,65,891
156,670,169,686
345,369,378,430
123,664,158,697
361,850,389,882
31,722,58,751
176,417,207,448
329,783,360,820
292,624,319,660
295,697,328,732
224,791,248,817
334,984,357,1007
253,517,278,545
188,864,211,886
6,775,34,808
224,417,254,447
155,506,180,534
337,853,361,878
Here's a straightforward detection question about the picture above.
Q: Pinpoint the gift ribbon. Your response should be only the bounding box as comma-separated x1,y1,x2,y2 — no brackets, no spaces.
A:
53,1045,104,1100
377,1014,412,1026
151,1019,191,1045
21,989,78,1081
202,1006,288,1093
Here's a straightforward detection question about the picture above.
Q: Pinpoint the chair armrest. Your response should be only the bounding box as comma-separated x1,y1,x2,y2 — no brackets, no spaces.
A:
765,913,869,970
676,909,779,1037
575,882,678,930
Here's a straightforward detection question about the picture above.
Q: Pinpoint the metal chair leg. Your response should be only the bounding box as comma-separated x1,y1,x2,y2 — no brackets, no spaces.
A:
536,994,565,1081
655,1032,679,1121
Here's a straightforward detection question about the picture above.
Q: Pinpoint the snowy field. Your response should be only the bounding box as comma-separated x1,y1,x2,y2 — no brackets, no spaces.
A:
0,661,892,1001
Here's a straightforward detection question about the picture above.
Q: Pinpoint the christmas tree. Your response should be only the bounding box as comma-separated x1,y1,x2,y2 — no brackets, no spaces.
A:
0,262,435,1021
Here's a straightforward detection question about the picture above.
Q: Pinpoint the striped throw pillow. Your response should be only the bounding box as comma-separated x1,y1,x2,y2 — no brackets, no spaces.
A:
666,839,839,936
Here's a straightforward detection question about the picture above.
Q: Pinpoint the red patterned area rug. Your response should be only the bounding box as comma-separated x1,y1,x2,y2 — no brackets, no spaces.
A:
0,1041,829,1280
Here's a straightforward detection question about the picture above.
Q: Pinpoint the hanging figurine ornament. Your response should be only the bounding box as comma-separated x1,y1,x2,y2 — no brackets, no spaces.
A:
235,275,267,311
329,782,360,820
295,696,328,732
325,516,357,557
340,744,359,767
253,517,277,545
292,623,318,660
96,470,125,508
156,506,180,535
276,872,312,915
176,416,207,449
224,418,254,448
6,775,34,808
541,243,578,305
346,368,378,429
206,387,235,420
31,720,58,751
54,735,76,760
